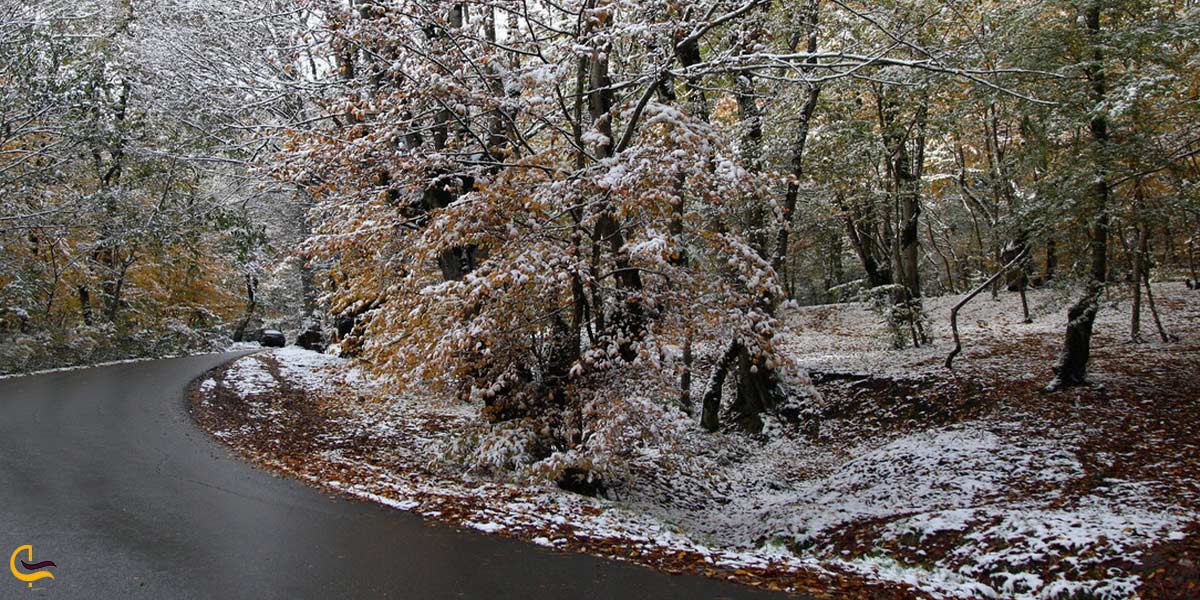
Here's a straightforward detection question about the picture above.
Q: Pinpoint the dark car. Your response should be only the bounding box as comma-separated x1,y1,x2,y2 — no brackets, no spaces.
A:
260,329,286,348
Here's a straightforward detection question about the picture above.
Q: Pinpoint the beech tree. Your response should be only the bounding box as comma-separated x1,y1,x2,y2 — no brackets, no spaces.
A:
1035,0,1199,389
277,0,1084,473
280,1,808,443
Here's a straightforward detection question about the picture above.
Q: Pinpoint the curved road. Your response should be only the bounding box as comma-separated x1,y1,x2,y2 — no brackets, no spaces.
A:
0,354,787,599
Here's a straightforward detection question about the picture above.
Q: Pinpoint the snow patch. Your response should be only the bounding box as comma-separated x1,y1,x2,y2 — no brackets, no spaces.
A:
224,356,276,397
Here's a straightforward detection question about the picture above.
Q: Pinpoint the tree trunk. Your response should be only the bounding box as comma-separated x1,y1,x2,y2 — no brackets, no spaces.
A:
1042,238,1058,284
701,340,740,432
826,233,846,300
1004,239,1031,292
729,350,786,432
878,88,928,346
1047,2,1110,391
664,30,709,410
104,256,134,323
773,0,822,282
1139,230,1171,343
736,71,769,257
233,273,259,342
1050,280,1102,389
678,332,694,414
78,286,93,326
298,200,319,320
927,219,956,292
1142,268,1170,343
1019,280,1032,324
1131,225,1145,342
842,197,893,289
890,101,927,307
705,5,817,433
587,3,643,362
1187,215,1199,288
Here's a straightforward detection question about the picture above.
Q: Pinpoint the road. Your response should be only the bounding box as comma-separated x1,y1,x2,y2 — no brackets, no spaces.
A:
0,354,788,599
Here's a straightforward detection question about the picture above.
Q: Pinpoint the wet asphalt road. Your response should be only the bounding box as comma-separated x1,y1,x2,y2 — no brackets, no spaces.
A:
0,354,790,599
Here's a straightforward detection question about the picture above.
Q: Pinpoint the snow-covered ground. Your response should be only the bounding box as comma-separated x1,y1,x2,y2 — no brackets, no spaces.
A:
192,283,1200,599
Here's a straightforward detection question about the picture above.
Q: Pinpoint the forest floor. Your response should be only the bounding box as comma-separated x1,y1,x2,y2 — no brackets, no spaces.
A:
190,283,1200,599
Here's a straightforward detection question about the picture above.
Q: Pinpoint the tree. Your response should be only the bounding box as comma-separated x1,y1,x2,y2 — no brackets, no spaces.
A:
0,0,319,373
1043,0,1199,389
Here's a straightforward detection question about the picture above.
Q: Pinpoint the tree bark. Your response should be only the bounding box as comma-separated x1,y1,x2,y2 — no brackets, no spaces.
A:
78,286,93,326
730,350,787,432
701,340,740,432
1138,228,1171,343
844,205,893,289
679,333,694,414
1131,225,1145,342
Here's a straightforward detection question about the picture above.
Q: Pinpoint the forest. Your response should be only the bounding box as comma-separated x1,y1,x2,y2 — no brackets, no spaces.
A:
2,1,1199,598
